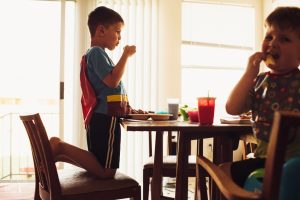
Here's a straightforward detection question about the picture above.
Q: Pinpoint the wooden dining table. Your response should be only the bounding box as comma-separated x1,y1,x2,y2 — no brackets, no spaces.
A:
121,119,252,200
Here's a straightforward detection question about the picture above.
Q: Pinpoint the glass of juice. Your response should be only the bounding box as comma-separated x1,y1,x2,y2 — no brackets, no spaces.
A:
197,97,216,125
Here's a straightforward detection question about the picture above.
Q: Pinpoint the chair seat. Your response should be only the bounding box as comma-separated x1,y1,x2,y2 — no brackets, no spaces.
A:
143,155,196,169
219,162,232,177
58,167,140,196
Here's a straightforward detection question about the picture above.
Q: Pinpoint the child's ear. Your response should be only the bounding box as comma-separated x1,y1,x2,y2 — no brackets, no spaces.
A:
96,25,105,36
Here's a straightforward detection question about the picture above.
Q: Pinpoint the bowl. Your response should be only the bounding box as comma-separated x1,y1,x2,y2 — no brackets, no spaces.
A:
188,110,199,122
150,114,172,121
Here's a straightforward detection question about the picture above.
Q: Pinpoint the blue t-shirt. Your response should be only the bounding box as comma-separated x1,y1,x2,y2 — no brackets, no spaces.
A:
85,46,129,116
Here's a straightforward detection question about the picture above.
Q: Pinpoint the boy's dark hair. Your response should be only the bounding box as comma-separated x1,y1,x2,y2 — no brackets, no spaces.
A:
88,6,124,37
266,7,300,36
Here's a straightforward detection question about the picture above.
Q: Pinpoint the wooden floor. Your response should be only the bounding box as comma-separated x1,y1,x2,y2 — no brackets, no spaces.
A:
161,177,195,199
0,182,34,200
0,178,196,200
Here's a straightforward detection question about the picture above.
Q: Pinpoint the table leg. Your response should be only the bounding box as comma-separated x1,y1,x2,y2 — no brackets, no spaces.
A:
151,131,163,200
175,131,189,200
211,136,234,200
211,137,222,200
221,136,233,163
196,139,208,200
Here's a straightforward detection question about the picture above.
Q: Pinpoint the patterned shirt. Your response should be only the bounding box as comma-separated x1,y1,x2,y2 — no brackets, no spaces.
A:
248,68,300,158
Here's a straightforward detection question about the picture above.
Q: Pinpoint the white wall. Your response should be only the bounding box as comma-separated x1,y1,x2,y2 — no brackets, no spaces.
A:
157,0,182,110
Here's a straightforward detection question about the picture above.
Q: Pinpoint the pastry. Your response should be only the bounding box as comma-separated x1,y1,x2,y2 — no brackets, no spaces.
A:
264,55,275,65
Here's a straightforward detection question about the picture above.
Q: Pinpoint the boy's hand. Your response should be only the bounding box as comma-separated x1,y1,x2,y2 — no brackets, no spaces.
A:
123,45,136,57
245,52,265,78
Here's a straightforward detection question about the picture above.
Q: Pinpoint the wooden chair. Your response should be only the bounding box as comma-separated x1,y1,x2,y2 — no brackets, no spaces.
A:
20,113,141,200
240,134,257,160
143,131,196,200
195,111,300,200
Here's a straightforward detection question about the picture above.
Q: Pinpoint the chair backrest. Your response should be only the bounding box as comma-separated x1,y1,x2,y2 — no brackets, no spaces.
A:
196,111,300,200
20,113,61,199
148,131,178,157
262,111,300,200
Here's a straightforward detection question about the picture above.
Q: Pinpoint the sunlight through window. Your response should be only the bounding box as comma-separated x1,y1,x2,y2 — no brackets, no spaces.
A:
0,0,75,181
181,1,256,119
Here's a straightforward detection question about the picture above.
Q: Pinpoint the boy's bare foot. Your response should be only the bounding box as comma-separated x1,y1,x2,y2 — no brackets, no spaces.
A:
49,137,62,160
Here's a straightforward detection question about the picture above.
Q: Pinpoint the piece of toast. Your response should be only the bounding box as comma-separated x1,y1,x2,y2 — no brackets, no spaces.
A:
264,55,275,65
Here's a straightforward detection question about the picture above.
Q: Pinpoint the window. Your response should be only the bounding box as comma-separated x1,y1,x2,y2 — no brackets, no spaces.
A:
181,1,259,118
0,0,75,180
273,0,300,7
0,0,75,135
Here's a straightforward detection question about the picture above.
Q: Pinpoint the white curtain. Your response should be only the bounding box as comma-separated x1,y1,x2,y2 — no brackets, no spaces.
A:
96,0,159,183
75,0,159,183
73,0,98,152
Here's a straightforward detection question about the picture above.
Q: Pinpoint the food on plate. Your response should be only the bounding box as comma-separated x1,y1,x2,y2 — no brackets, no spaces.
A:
130,108,149,114
127,109,172,121
127,108,150,120
239,111,252,120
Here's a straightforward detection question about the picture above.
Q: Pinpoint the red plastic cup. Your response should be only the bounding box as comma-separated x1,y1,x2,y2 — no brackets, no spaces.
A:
197,97,216,125
188,110,199,122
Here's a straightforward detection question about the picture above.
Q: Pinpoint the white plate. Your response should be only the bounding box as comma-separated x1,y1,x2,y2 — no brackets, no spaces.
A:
127,114,150,120
220,117,252,124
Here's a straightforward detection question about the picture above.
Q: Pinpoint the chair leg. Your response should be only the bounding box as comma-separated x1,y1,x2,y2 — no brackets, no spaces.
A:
143,171,150,200
132,186,141,200
194,177,198,200
34,174,42,200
